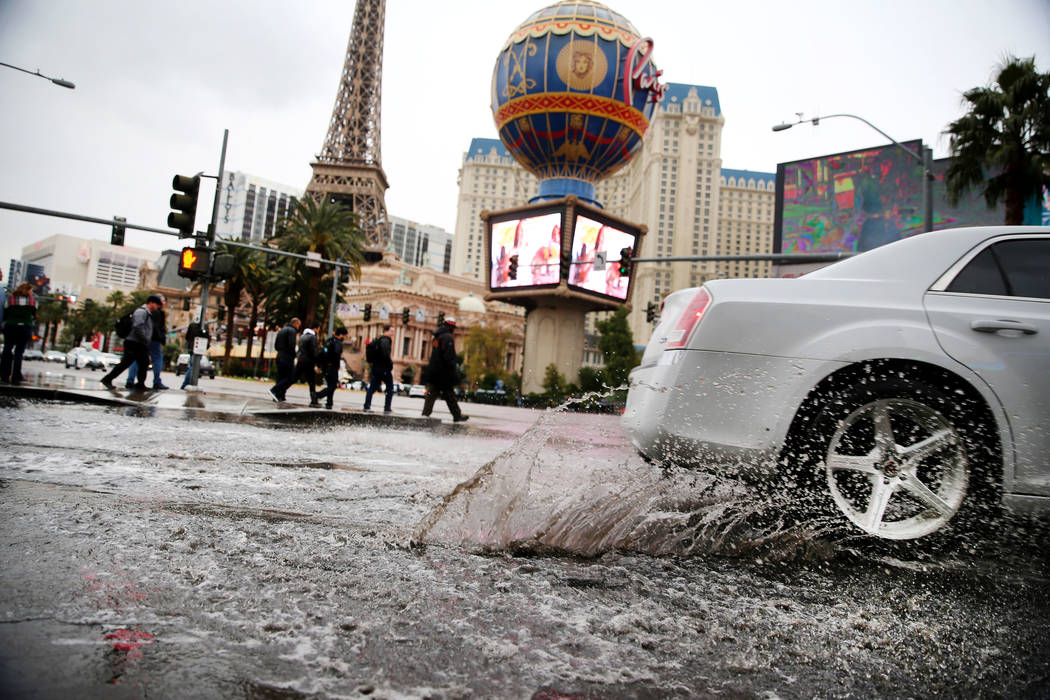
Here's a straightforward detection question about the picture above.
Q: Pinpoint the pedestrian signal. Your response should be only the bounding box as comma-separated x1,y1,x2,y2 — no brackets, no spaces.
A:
177,247,210,279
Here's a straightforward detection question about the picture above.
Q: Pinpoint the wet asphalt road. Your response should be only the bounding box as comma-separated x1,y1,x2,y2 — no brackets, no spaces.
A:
0,375,1048,699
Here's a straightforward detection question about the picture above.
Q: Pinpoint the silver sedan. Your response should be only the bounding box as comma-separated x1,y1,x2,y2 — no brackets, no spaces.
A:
623,226,1049,542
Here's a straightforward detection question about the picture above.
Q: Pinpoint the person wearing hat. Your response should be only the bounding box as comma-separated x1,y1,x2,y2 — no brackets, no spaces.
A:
101,294,163,390
421,316,468,423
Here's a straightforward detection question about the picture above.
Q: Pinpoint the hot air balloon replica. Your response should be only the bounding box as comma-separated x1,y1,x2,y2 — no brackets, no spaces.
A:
483,0,666,393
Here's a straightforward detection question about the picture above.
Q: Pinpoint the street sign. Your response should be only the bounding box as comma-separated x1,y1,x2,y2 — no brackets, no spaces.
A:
593,251,607,271
415,308,426,323
306,251,321,269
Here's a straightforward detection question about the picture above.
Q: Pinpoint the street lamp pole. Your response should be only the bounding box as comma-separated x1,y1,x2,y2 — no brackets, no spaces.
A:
0,61,75,89
772,113,934,232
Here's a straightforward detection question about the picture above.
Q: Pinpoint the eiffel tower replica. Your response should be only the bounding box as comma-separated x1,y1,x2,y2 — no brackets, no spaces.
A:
306,0,389,253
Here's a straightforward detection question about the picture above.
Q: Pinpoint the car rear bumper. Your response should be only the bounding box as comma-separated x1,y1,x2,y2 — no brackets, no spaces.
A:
622,349,838,476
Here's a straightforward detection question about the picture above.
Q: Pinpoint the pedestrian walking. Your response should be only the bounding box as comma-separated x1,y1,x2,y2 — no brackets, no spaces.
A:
269,317,300,402
101,295,163,390
316,326,347,409
363,324,395,413
0,282,37,386
180,320,210,390
421,316,468,422
125,295,169,389
295,321,322,408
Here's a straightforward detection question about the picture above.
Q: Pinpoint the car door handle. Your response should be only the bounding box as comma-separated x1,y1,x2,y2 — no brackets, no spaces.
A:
971,319,1038,335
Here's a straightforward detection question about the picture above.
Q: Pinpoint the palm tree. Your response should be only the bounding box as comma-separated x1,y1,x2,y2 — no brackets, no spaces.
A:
272,198,365,326
35,299,66,352
215,243,262,363
944,55,1050,225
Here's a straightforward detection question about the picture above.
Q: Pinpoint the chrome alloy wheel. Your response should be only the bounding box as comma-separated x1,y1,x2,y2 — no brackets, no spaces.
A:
824,398,969,540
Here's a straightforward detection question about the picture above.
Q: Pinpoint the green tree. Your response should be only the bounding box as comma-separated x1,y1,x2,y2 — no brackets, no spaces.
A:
595,307,639,387
577,365,605,394
541,363,567,398
462,325,510,388
271,198,365,327
214,242,263,363
944,55,1050,225
35,299,66,352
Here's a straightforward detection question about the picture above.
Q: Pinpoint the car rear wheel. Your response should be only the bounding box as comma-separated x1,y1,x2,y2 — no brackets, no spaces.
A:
788,371,994,542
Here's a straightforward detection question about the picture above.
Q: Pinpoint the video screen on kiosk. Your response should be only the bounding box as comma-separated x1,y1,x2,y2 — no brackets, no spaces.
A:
567,214,636,301
489,210,564,290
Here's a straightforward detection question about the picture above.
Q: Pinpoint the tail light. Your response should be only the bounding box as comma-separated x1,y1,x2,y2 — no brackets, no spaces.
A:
665,288,711,349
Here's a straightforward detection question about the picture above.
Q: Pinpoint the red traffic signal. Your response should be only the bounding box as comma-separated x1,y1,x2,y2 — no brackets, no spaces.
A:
177,247,210,279
617,247,633,276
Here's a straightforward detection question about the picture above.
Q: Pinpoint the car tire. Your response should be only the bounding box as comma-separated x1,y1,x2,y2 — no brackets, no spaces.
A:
784,368,998,544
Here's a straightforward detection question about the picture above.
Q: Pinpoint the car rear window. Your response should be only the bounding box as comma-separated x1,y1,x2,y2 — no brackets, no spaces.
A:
946,239,1050,300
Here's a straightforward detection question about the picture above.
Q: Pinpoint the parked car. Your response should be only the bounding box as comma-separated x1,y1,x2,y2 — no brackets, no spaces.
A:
22,349,43,361
175,353,216,379
43,350,66,363
83,351,120,371
623,227,1049,543
408,384,427,398
65,347,90,368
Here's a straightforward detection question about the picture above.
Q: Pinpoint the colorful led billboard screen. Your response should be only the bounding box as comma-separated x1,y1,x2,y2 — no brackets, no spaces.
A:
489,210,564,290
568,214,637,301
775,141,924,254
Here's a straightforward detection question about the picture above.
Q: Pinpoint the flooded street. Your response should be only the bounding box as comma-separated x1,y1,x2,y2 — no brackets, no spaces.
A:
1,397,1048,698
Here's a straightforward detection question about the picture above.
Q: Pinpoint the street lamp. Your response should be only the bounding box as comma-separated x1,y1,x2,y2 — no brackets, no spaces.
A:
772,113,933,233
0,61,75,89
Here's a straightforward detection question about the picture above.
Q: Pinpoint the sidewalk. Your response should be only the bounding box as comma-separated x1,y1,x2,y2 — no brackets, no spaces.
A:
0,364,544,435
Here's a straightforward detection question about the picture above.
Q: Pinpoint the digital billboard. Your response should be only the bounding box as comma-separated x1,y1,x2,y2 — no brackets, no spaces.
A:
489,208,564,290
567,214,637,302
484,197,645,312
774,141,924,254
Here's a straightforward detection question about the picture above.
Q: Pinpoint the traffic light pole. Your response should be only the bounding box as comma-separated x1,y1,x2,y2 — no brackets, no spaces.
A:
187,129,228,388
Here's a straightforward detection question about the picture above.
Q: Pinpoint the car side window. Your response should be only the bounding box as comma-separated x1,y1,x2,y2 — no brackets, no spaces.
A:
946,239,1050,300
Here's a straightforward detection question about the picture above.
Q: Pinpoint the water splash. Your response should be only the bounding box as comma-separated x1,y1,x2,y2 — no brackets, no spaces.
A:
415,404,837,560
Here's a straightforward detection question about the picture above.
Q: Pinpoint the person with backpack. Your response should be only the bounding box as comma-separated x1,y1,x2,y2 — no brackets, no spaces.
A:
269,317,300,402
295,321,323,408
125,295,169,390
421,316,468,422
316,326,348,409
101,295,162,390
362,324,395,413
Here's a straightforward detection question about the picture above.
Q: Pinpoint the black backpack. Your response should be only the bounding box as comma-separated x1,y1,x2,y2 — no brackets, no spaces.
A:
115,311,134,339
365,337,381,363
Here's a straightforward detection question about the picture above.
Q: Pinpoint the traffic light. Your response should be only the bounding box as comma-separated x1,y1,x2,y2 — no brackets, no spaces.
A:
402,307,410,325
645,301,658,323
363,303,372,322
508,254,519,280
177,246,210,279
339,266,350,284
437,311,445,326
617,247,633,276
168,174,200,237
111,216,126,246
266,254,278,270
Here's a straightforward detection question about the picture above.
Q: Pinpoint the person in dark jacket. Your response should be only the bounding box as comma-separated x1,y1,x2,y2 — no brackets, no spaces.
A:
269,317,301,402
295,321,322,407
363,324,395,413
101,295,162,390
1,282,37,385
421,317,468,422
125,295,168,389
316,326,347,409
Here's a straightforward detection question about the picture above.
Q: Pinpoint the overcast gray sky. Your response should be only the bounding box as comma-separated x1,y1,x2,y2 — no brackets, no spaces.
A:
1,0,1047,271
